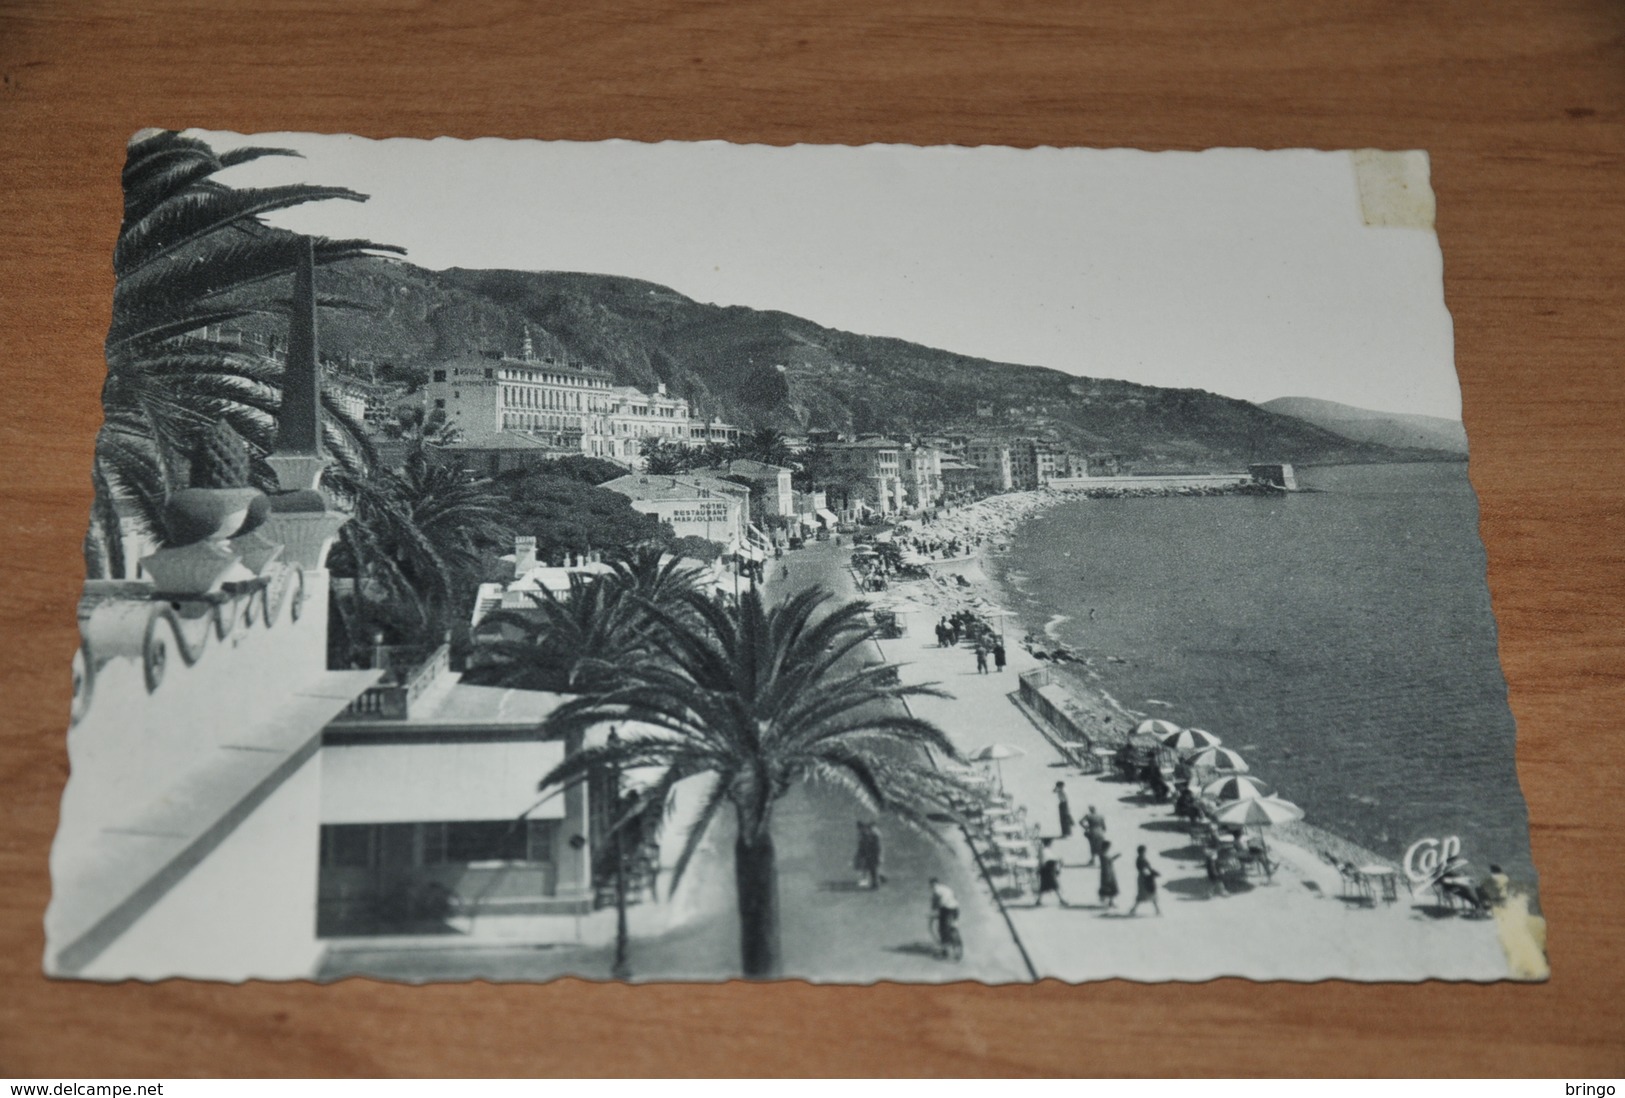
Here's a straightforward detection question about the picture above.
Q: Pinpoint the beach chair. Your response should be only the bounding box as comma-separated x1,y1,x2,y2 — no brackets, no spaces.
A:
1338,862,1374,904
1241,843,1276,880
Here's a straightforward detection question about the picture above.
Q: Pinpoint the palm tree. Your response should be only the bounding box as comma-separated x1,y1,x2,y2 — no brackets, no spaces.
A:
91,129,403,576
384,405,463,449
641,439,686,476
534,587,973,978
739,427,793,468
468,579,653,693
326,450,514,658
607,545,704,609
470,546,702,692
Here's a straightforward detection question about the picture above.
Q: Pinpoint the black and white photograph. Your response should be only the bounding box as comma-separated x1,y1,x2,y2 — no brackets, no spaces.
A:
48,130,1545,985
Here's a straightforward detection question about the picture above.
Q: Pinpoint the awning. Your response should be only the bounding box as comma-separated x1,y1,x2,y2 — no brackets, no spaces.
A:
322,739,569,823
817,509,839,527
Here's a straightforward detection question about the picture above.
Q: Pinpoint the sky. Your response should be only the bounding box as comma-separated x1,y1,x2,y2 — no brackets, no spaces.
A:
197,131,1461,420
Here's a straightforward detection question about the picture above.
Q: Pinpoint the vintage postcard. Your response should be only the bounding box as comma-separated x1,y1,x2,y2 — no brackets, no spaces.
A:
48,132,1545,983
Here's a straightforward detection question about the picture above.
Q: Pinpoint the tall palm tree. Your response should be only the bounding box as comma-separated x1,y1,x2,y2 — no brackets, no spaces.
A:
470,546,701,692
607,545,704,609
467,578,653,694
91,129,403,576
534,587,973,978
739,427,793,468
384,405,463,449
641,439,686,476
326,450,514,657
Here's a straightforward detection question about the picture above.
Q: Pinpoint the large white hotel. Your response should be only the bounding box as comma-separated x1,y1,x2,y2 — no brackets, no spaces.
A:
423,342,738,464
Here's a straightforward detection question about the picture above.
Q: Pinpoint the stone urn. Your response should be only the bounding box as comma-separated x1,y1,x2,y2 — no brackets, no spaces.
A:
140,422,268,596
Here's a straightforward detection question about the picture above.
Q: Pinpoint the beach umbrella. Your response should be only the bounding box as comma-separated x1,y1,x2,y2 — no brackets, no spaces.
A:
968,742,1026,790
1134,718,1182,739
1213,795,1303,828
1187,746,1250,774
1201,774,1275,802
1159,727,1222,753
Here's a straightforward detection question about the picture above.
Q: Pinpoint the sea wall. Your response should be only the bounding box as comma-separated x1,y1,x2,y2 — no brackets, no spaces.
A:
1048,473,1256,496
1015,666,1117,762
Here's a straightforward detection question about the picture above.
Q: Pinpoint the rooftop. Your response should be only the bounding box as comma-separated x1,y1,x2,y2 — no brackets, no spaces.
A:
600,473,750,501
728,458,792,475
439,431,572,452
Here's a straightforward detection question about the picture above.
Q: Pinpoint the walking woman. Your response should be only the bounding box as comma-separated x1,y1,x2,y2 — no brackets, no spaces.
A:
1097,839,1121,908
1034,838,1068,907
1083,805,1106,866
1129,844,1162,916
1054,781,1074,839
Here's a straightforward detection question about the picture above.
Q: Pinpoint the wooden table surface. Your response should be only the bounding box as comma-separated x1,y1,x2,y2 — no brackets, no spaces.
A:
2,0,1621,1078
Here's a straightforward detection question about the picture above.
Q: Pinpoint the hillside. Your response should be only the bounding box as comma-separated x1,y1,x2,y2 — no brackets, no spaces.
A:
1262,397,1469,455
242,256,1462,469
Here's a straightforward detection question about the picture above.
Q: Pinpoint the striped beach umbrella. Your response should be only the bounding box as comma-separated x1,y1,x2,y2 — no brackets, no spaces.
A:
1134,718,1183,739
1187,746,1251,774
1159,727,1223,754
1213,795,1304,828
1202,774,1274,802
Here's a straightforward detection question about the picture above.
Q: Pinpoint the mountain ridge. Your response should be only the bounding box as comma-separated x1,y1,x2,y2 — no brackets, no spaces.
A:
254,257,1464,469
1262,396,1468,455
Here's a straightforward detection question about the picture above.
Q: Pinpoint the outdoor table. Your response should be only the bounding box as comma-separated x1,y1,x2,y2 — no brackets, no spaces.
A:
1004,855,1041,892
984,804,1016,818
1358,865,1400,903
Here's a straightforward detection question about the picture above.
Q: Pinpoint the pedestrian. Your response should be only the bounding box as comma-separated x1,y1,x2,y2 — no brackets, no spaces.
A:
993,638,1007,672
1202,839,1229,898
868,823,886,888
936,620,949,648
852,822,880,890
929,877,962,961
1083,804,1106,866
1035,838,1068,907
1129,844,1161,916
1098,840,1120,908
975,643,989,674
1054,781,1074,839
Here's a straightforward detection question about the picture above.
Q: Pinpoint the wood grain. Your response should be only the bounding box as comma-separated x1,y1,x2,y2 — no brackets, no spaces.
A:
2,0,1621,1077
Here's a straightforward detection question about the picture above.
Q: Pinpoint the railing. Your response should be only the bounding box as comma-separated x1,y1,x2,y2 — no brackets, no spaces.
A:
336,642,452,721
1017,666,1124,761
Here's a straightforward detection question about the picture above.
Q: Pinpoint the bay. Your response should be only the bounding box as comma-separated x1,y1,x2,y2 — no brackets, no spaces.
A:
990,462,1537,885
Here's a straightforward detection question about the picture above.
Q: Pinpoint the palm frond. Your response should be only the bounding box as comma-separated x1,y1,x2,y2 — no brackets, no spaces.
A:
666,771,733,898
115,184,372,276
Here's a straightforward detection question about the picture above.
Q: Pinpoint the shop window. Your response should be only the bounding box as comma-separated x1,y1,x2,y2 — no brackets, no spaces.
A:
378,823,416,868
446,820,528,863
322,824,374,868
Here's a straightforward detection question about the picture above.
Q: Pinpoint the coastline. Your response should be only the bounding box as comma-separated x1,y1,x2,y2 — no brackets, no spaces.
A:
857,495,1521,982
882,488,1401,873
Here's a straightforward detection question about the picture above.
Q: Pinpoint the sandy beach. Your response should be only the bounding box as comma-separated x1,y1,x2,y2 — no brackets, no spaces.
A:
854,492,1536,982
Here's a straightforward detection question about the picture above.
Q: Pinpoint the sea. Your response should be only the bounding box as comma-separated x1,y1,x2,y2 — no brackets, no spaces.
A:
988,462,1537,885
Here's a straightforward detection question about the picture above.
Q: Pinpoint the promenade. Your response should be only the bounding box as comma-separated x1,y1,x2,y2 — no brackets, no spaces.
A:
868,551,1516,983
321,529,1517,985
322,538,1032,984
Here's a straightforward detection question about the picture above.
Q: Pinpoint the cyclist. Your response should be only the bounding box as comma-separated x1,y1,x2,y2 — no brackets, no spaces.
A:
929,877,962,961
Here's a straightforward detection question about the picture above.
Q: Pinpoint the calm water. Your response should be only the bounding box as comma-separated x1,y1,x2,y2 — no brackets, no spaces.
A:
991,463,1536,884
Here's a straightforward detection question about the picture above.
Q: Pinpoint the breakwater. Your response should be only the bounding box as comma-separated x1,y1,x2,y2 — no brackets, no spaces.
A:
1048,473,1278,498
